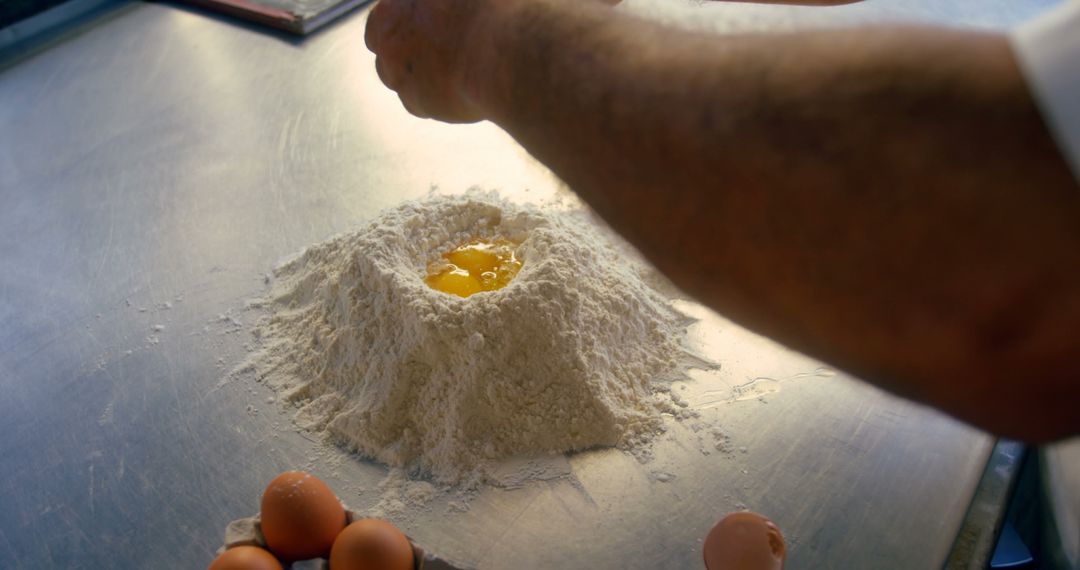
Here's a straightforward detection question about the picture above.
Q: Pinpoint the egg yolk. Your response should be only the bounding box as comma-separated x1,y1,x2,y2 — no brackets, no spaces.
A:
426,238,522,298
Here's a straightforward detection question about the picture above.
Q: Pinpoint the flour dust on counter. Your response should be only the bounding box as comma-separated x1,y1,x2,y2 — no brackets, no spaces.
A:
236,191,713,487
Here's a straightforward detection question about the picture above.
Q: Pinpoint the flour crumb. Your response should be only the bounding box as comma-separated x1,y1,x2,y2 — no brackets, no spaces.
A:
447,501,470,513
651,471,676,483
98,403,114,426
403,481,436,504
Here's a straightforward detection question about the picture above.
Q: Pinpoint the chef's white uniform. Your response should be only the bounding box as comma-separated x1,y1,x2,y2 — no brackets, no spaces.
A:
1012,2,1080,567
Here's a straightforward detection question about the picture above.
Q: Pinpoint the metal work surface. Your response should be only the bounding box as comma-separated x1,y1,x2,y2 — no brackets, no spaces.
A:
0,1,1060,568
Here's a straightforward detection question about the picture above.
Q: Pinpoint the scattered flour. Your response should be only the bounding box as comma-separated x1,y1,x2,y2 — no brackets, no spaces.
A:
370,469,440,519
241,193,705,485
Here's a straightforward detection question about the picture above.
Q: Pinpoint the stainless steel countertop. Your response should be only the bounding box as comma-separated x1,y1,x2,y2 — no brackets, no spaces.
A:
0,1,1061,568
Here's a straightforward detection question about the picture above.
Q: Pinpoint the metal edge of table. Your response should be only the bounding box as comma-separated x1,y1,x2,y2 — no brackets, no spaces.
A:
945,439,1028,569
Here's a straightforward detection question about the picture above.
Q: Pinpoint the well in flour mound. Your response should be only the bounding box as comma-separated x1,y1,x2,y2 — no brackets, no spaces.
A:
244,193,698,485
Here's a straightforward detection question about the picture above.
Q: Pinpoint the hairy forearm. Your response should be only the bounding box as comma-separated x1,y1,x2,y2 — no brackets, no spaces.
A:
473,2,1080,440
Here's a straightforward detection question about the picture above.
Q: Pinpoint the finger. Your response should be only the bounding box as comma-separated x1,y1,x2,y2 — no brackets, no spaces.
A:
399,94,429,119
374,56,398,89
364,0,385,52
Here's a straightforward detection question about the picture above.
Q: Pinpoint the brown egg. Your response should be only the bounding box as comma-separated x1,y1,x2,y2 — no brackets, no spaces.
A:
329,518,415,570
703,511,786,570
208,546,283,570
260,471,346,561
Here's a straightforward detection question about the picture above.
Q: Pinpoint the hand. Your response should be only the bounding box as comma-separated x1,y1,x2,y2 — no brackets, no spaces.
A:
365,0,499,123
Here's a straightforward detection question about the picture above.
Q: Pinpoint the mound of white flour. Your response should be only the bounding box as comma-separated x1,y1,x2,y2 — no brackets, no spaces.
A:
243,193,698,484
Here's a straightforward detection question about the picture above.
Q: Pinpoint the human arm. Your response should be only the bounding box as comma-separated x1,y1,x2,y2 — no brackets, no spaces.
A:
365,0,1080,441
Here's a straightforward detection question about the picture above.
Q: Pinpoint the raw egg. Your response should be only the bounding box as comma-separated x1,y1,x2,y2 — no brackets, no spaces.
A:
329,518,415,570
208,546,283,570
703,511,786,570
425,238,522,298
260,471,346,561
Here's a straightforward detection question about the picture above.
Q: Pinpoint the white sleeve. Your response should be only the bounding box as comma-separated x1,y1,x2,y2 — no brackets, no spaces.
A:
1011,0,1080,183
